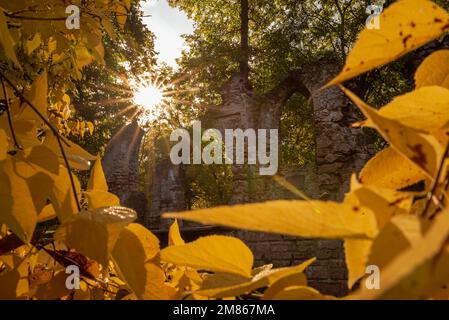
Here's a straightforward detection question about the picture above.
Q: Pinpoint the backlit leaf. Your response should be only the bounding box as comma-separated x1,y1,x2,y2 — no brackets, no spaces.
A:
196,258,315,298
49,165,81,223
161,235,254,277
368,215,425,269
0,154,45,243
0,9,20,68
352,208,449,299
87,158,108,192
44,134,96,170
26,33,42,55
37,204,57,223
341,86,442,178
268,286,333,300
360,147,426,190
262,272,307,300
326,0,449,87
85,190,120,209
165,200,377,239
357,86,449,132
344,239,373,290
415,49,449,88
34,271,72,300
168,219,185,246
0,128,8,161
54,206,137,265
20,71,48,122
0,255,29,299
112,223,167,299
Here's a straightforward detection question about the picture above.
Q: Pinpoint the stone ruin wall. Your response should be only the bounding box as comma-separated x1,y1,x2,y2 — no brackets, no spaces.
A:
103,63,375,297
102,121,147,223
146,158,186,229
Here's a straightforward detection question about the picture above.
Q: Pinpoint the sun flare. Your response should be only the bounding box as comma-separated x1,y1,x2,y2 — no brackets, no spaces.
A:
133,84,164,110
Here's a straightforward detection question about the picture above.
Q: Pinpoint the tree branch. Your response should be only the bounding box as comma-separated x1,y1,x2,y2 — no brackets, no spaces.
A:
1,79,21,149
0,71,81,212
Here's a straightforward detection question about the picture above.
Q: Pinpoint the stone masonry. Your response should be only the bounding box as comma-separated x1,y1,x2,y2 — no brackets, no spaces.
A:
102,121,147,222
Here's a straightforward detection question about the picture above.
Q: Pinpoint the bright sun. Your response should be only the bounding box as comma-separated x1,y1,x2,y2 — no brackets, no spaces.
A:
133,84,164,110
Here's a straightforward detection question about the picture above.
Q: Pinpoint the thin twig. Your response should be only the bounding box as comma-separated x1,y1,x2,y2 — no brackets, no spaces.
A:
421,142,449,218
0,71,81,212
4,14,67,21
1,79,21,149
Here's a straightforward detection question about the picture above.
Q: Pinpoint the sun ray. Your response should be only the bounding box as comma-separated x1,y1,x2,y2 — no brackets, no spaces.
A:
114,104,139,117
162,87,200,96
92,97,134,106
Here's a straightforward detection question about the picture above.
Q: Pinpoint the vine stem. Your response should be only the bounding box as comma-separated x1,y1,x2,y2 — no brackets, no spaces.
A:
421,141,449,218
0,71,81,212
1,79,21,149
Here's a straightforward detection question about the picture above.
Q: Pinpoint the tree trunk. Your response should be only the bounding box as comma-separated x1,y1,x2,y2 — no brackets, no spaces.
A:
239,0,250,79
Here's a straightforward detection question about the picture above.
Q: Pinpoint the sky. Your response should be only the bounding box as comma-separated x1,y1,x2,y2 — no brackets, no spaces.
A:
141,0,194,69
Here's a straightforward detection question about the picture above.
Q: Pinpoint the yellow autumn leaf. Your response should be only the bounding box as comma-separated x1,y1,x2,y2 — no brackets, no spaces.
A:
37,204,57,223
20,71,48,122
352,208,449,299
196,258,315,298
14,146,59,213
44,133,96,170
0,117,41,149
365,244,449,300
262,272,307,300
112,223,168,300
0,255,29,299
75,46,94,70
0,9,21,69
357,86,449,132
115,4,128,29
123,0,131,10
161,235,254,277
54,206,137,265
0,146,58,243
346,177,414,229
26,33,42,55
360,147,427,190
344,239,373,290
49,165,81,223
85,190,120,209
0,128,8,161
342,180,417,288
101,17,117,40
415,49,449,88
87,121,94,135
34,271,73,300
168,219,185,246
341,86,442,178
164,200,377,239
368,215,426,269
268,286,333,300
326,0,449,87
85,157,120,209
73,281,91,300
87,158,108,192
